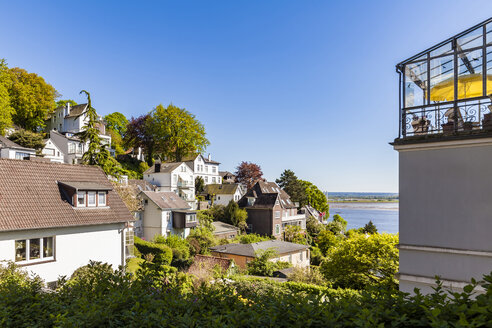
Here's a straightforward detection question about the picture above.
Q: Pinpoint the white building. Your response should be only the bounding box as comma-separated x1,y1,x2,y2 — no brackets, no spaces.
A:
140,191,197,240
0,158,134,285
41,138,64,163
143,162,196,208
0,135,37,160
183,154,221,185
203,183,245,206
48,130,86,164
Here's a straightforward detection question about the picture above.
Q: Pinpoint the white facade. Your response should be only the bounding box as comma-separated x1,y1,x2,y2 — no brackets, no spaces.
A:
141,195,193,240
189,154,221,185
144,162,196,207
214,187,244,206
395,138,492,294
272,249,310,268
41,138,64,163
0,223,129,283
0,147,36,160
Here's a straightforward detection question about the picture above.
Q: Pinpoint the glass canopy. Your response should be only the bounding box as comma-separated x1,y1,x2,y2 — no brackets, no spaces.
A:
397,18,492,138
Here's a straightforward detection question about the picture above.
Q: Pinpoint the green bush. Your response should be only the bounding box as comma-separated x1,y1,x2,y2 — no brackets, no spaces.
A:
134,236,172,265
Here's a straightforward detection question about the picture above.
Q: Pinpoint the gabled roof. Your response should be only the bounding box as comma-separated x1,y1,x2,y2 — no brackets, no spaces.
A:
65,104,88,118
58,181,112,192
141,191,190,210
219,171,235,178
204,183,239,195
210,240,309,257
212,221,239,234
128,179,155,192
182,153,221,165
238,181,297,209
143,162,184,175
0,135,36,152
0,158,133,232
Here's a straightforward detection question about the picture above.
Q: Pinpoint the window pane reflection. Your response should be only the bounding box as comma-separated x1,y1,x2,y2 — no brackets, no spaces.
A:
457,27,482,50
405,61,428,107
430,55,454,102
30,239,40,259
15,240,26,261
43,237,53,258
457,49,483,99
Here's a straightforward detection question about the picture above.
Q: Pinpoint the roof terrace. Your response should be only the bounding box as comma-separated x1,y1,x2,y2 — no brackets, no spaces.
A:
395,18,492,143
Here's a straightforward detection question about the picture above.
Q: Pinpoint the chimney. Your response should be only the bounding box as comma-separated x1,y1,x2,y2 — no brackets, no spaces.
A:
208,153,211,161
155,163,161,173
66,103,71,116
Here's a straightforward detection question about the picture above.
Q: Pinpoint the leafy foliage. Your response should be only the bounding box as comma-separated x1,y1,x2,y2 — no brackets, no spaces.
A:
276,169,306,206
124,114,155,166
247,248,286,277
7,129,45,152
235,161,263,189
55,99,77,108
104,112,128,137
233,233,274,244
195,176,205,195
0,59,13,135
306,215,325,240
300,180,329,214
363,220,378,234
187,227,217,256
320,232,399,289
224,200,248,231
154,235,192,269
326,214,348,235
134,236,173,265
287,267,329,286
283,225,309,245
7,67,59,131
151,104,209,162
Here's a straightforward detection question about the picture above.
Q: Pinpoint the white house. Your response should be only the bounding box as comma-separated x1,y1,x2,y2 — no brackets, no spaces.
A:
140,191,197,240
184,154,221,185
202,183,245,206
45,103,112,151
0,158,134,285
143,162,196,208
41,138,64,163
48,130,86,164
0,135,37,160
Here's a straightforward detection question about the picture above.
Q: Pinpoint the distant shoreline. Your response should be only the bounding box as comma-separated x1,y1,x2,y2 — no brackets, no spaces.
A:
328,200,399,203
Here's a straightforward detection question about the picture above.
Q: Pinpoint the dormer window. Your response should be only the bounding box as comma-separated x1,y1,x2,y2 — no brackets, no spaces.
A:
98,192,106,206
88,192,96,206
58,181,111,208
77,192,85,206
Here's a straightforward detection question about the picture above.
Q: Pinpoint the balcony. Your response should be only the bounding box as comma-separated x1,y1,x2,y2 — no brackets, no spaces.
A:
395,18,492,144
172,210,198,229
282,214,306,223
177,181,193,189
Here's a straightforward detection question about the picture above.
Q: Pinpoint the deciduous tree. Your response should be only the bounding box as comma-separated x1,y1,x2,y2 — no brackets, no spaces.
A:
300,180,329,214
56,99,78,108
0,59,13,135
7,67,59,131
104,112,128,137
195,176,205,195
8,129,45,152
276,169,306,206
235,161,263,189
124,114,155,167
151,104,209,162
224,200,248,231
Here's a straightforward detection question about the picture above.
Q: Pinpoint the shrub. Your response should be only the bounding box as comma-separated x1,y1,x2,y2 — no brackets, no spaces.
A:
287,266,329,286
234,233,273,244
247,249,291,277
187,227,217,255
134,237,172,265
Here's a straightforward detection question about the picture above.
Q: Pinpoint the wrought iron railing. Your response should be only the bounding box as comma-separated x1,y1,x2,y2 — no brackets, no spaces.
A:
402,97,492,137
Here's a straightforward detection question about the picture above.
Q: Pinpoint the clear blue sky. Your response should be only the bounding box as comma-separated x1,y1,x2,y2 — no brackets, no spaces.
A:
2,1,491,192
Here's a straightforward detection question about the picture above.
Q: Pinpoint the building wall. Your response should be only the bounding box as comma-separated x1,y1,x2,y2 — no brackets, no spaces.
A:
246,208,273,236
142,198,163,241
396,138,492,293
42,139,64,163
0,223,124,283
214,230,238,240
211,249,309,270
215,194,234,206
211,252,252,269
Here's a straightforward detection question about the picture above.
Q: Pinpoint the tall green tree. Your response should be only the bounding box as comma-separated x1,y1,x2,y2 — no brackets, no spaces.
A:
151,104,209,162
300,180,329,214
0,59,13,135
124,114,156,167
7,67,59,131
276,169,306,206
104,112,128,137
224,200,248,231
78,90,123,177
56,99,78,108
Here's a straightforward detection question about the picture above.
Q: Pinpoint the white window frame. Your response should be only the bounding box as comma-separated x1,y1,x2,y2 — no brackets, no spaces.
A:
275,224,280,235
77,192,85,207
275,211,280,218
98,192,106,206
15,236,55,264
87,192,96,207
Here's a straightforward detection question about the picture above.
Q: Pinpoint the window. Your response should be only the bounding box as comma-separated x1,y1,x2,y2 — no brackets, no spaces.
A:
15,237,54,263
44,148,55,156
275,224,280,235
205,166,208,173
289,254,292,263
186,214,197,223
275,211,280,218
205,176,208,183
87,192,96,206
125,229,134,258
98,192,106,206
212,166,217,173
181,165,186,172
212,177,216,183
68,143,76,154
300,251,303,261
77,192,85,206
275,199,279,206
15,152,31,160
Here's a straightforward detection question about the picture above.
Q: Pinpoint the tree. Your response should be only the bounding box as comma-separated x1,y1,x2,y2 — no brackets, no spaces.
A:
325,214,347,235
104,112,128,137
320,232,399,289
195,176,205,195
56,99,78,108
306,216,325,240
316,230,340,256
0,59,13,135
247,249,283,277
151,104,209,162
283,225,309,245
276,170,306,206
235,161,263,189
362,220,378,234
8,129,45,152
124,114,155,167
7,67,59,131
300,180,329,214
224,200,248,231
78,90,123,177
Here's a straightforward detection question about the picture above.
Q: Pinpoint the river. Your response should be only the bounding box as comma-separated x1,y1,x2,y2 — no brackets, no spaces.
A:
327,202,398,234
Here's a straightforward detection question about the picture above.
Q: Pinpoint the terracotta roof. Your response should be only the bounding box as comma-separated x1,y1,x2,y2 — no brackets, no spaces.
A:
212,221,239,234
0,158,134,232
0,135,36,152
143,162,185,174
210,240,309,257
203,183,239,195
141,191,190,210
188,254,233,274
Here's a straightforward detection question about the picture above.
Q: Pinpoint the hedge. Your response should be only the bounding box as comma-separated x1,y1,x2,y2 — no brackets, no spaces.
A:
134,237,172,265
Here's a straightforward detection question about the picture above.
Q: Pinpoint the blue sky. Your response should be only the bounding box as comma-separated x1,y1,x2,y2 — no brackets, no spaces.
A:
2,1,492,192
